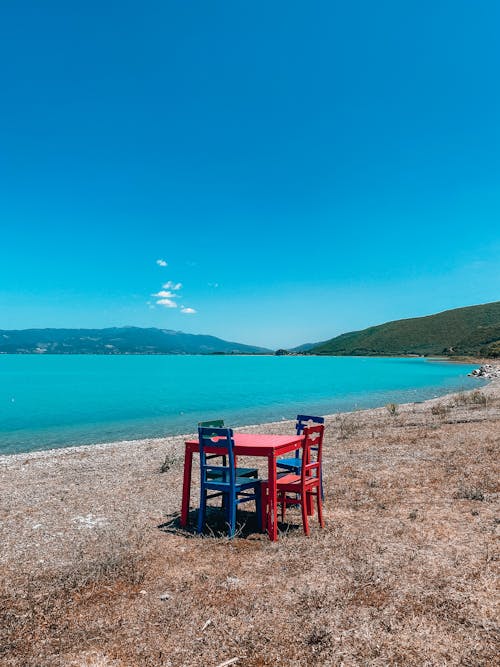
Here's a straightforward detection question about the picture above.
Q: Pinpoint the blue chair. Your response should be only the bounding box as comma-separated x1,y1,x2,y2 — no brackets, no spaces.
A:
197,426,262,537
276,415,325,498
198,420,258,479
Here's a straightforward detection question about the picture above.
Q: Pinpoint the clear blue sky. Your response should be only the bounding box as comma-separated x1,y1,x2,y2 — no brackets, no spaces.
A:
1,1,499,348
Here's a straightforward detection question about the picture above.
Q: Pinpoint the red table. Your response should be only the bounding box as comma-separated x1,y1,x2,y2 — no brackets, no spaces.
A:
180,432,304,541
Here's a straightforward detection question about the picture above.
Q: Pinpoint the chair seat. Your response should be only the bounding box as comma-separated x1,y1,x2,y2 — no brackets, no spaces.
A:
207,466,257,480
276,457,302,472
205,473,261,490
262,473,320,491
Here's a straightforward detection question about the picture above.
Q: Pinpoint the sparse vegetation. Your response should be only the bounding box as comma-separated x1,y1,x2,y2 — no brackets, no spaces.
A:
0,381,499,666
385,402,399,416
159,450,177,473
454,389,488,407
0,528,146,667
336,414,360,439
431,402,451,417
454,485,485,501
469,389,488,405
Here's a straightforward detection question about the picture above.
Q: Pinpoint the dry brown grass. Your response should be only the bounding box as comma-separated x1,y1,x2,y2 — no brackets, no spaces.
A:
1,382,499,666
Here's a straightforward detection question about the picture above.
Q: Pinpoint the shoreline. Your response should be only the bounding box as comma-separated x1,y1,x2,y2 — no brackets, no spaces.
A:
1,366,497,465
0,355,488,460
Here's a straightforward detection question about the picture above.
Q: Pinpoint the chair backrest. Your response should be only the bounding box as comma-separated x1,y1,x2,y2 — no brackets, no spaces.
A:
198,426,235,484
300,424,325,484
295,414,325,435
198,420,225,460
198,419,225,428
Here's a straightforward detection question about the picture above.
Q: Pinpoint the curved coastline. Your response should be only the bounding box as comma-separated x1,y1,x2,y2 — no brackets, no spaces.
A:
1,364,497,464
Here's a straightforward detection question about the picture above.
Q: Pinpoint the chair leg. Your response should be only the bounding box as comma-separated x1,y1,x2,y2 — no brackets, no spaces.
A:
221,493,226,512
260,485,268,533
320,467,325,501
306,490,314,516
255,485,262,532
228,495,237,538
316,488,325,528
197,489,207,534
300,490,310,536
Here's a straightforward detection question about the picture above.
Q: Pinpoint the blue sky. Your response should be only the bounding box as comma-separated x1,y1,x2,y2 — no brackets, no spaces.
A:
1,1,499,348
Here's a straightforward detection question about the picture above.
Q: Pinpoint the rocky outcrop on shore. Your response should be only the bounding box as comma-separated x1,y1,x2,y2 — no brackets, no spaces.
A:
469,363,500,379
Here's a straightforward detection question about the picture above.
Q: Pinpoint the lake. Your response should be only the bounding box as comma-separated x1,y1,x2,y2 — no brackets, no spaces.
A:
0,354,484,455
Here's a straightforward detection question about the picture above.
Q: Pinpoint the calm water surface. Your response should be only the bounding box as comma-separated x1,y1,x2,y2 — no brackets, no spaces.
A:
0,355,484,455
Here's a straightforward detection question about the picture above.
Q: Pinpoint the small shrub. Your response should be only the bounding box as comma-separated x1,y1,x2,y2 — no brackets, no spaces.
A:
306,628,332,651
455,484,485,501
454,390,468,405
469,389,487,406
431,402,451,418
160,451,176,473
386,402,398,417
337,416,360,439
454,389,487,407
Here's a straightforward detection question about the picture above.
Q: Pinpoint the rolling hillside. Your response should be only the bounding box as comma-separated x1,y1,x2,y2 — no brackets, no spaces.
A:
0,327,271,355
311,301,500,357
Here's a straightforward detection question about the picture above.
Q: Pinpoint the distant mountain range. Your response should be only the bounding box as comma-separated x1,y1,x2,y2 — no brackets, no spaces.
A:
3,301,499,358
309,301,500,357
0,327,271,355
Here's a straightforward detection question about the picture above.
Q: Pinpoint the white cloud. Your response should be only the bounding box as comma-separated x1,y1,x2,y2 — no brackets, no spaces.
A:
208,282,219,288
156,259,168,267
157,298,178,308
149,275,188,311
152,290,178,299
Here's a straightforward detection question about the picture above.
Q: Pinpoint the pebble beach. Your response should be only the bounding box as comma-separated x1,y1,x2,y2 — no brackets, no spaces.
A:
1,366,499,666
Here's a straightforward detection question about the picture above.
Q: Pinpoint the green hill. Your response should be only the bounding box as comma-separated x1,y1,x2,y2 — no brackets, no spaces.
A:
0,327,271,355
311,301,500,357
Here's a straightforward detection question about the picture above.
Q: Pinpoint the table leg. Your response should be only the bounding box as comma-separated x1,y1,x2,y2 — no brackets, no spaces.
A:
267,452,278,541
180,445,193,526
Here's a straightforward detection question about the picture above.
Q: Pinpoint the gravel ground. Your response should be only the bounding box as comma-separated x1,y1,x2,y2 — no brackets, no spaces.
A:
0,375,499,666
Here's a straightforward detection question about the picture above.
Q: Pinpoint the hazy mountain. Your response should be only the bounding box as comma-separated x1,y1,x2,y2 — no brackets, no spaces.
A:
310,301,500,357
0,327,271,355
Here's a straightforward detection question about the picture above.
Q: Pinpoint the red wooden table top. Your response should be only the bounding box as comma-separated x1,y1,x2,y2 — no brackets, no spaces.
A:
185,432,303,456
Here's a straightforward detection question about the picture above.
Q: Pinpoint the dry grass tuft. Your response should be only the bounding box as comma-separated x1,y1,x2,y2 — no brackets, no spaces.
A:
0,527,146,667
431,402,451,418
454,484,485,501
454,388,488,407
385,402,399,416
336,414,361,439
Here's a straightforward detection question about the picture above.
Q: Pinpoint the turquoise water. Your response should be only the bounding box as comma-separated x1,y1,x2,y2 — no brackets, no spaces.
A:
0,355,483,455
